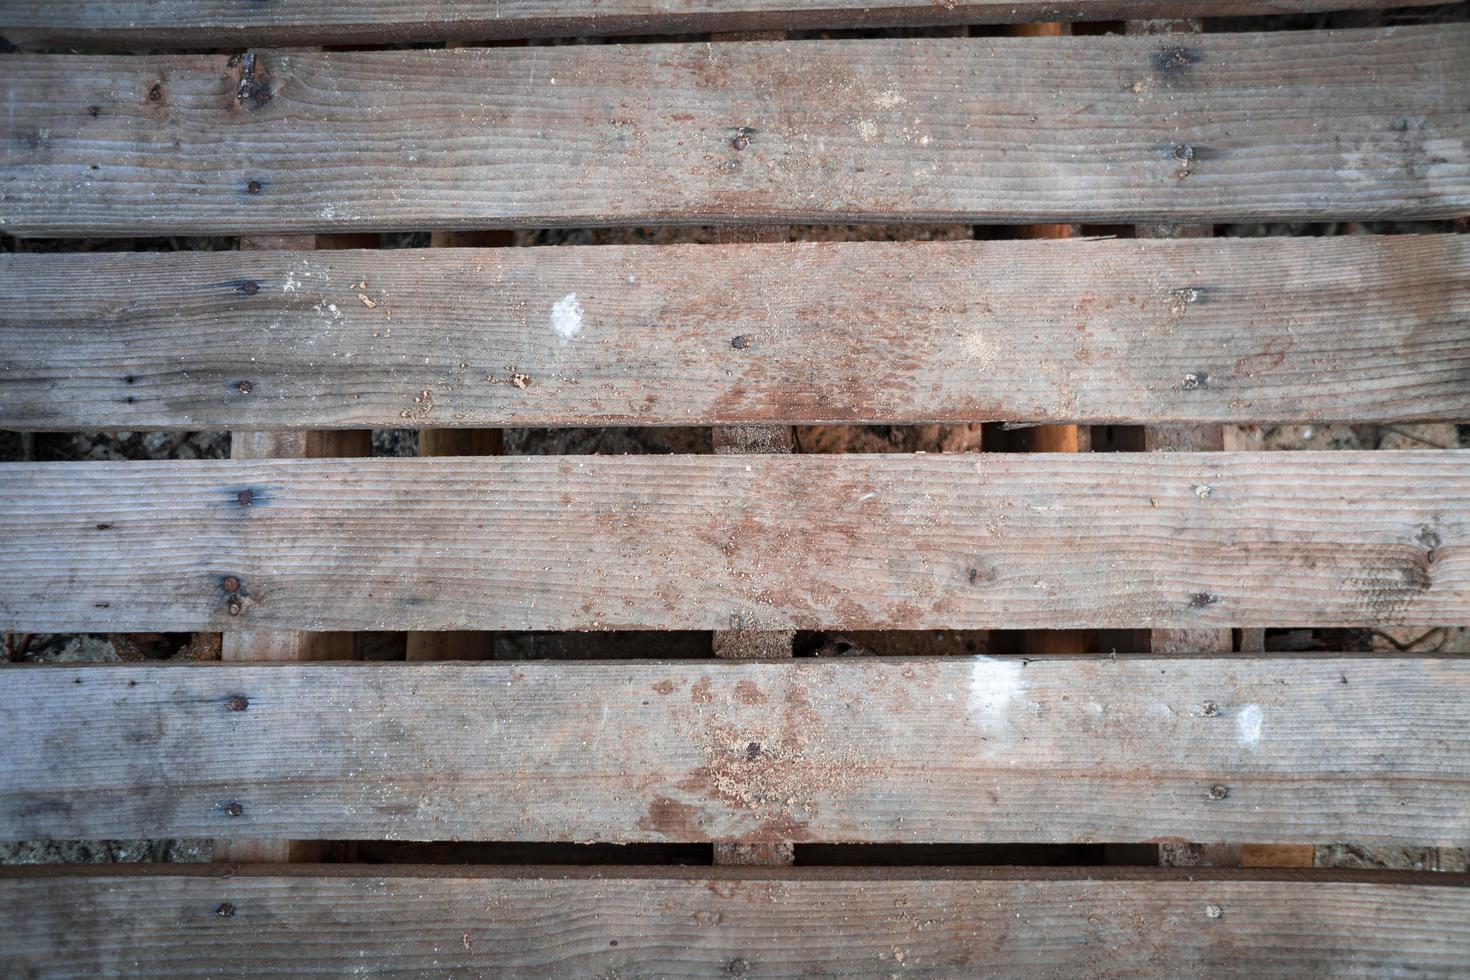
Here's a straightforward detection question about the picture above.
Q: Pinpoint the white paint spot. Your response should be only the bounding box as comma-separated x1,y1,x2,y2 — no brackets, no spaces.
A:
550,293,583,343
967,656,1025,739
282,272,300,292
1236,703,1263,750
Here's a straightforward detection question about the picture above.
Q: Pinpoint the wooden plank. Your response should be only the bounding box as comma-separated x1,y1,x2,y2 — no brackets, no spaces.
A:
4,0,1448,48
4,235,1468,430
2,866,1466,978
3,27,1467,236
1005,25,1091,660
1,657,1466,844
3,451,1468,633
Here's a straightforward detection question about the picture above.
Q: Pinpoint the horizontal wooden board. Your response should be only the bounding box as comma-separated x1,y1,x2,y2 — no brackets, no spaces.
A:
1,866,1466,977
2,27,1468,235
3,657,1467,844
4,235,1468,429
2,0,1448,48
3,452,1467,632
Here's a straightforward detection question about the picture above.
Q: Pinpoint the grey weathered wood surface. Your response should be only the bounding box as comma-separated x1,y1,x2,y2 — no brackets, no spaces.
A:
2,452,1466,633
3,235,1468,430
0,866,1466,978
3,27,1467,236
2,0,1446,48
2,658,1466,844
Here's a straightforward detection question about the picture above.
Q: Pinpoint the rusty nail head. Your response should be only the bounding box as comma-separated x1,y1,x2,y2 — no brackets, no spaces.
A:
1208,784,1228,800
237,381,254,394
731,335,750,350
729,960,748,976
237,489,254,506
731,135,749,151
1201,700,1218,716
246,180,263,195
222,576,240,593
228,695,248,712
217,902,236,917
224,802,243,817
227,598,243,616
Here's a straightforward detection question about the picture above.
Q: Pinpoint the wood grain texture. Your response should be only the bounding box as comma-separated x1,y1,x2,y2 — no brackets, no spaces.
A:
3,27,1467,236
2,0,1447,48
3,235,1468,430
2,451,1467,633
2,658,1466,845
2,866,1467,978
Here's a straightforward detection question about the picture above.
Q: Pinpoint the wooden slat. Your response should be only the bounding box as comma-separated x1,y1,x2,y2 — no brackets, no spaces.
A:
3,27,1467,236
2,452,1467,633
2,866,1466,978
2,657,1466,844
3,235,1467,430
3,0,1448,48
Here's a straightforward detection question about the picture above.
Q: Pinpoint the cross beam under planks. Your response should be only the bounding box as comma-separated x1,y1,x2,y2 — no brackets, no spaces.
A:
1,0,1448,47
2,658,1466,845
2,26,1467,236
3,235,1467,430
0,452,1466,633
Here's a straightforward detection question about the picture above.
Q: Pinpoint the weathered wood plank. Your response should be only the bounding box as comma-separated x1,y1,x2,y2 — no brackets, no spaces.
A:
2,658,1465,844
3,235,1467,430
2,867,1467,978
2,452,1466,632
3,0,1448,48
2,27,1467,236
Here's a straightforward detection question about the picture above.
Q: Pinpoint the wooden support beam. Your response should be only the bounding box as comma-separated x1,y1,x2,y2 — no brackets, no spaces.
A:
1128,17,1233,662
404,169,512,662
709,28,798,694
709,28,797,868
216,233,370,864
3,27,1467,236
